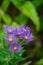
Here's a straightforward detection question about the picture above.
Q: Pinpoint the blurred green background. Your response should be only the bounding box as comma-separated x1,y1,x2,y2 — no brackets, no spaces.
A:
0,0,43,65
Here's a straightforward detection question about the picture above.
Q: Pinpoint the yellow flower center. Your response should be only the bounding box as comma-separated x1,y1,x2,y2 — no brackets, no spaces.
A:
13,46,17,50
9,38,13,42
23,28,26,32
24,36,28,40
8,30,12,33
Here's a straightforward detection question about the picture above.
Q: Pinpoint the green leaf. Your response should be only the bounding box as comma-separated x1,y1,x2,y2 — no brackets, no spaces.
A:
11,0,21,8
0,50,11,62
32,0,43,7
10,52,26,63
11,0,25,8
0,9,12,25
14,13,28,25
34,58,43,65
17,49,25,57
1,0,10,11
0,9,20,26
12,22,19,27
20,1,40,31
10,52,15,58
10,61,17,65
2,62,9,65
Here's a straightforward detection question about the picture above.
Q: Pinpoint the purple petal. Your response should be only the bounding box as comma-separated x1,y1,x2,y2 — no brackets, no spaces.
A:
28,34,33,42
26,26,30,32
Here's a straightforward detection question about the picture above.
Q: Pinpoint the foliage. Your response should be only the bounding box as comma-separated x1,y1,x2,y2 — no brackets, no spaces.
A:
0,0,43,65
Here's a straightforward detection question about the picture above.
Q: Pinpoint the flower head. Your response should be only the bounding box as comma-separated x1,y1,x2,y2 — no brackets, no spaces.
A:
5,35,16,44
9,42,22,53
20,25,30,34
4,25,16,34
23,33,33,43
14,27,24,38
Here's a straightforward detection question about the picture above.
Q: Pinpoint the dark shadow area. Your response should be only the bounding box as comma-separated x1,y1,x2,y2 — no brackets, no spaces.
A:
6,2,20,20
37,4,43,16
0,0,3,6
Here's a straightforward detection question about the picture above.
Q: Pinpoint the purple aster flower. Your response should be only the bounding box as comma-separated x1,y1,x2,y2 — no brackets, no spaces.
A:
5,35,16,44
4,25,16,34
22,33,33,43
20,25,30,34
9,42,22,53
14,27,24,38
